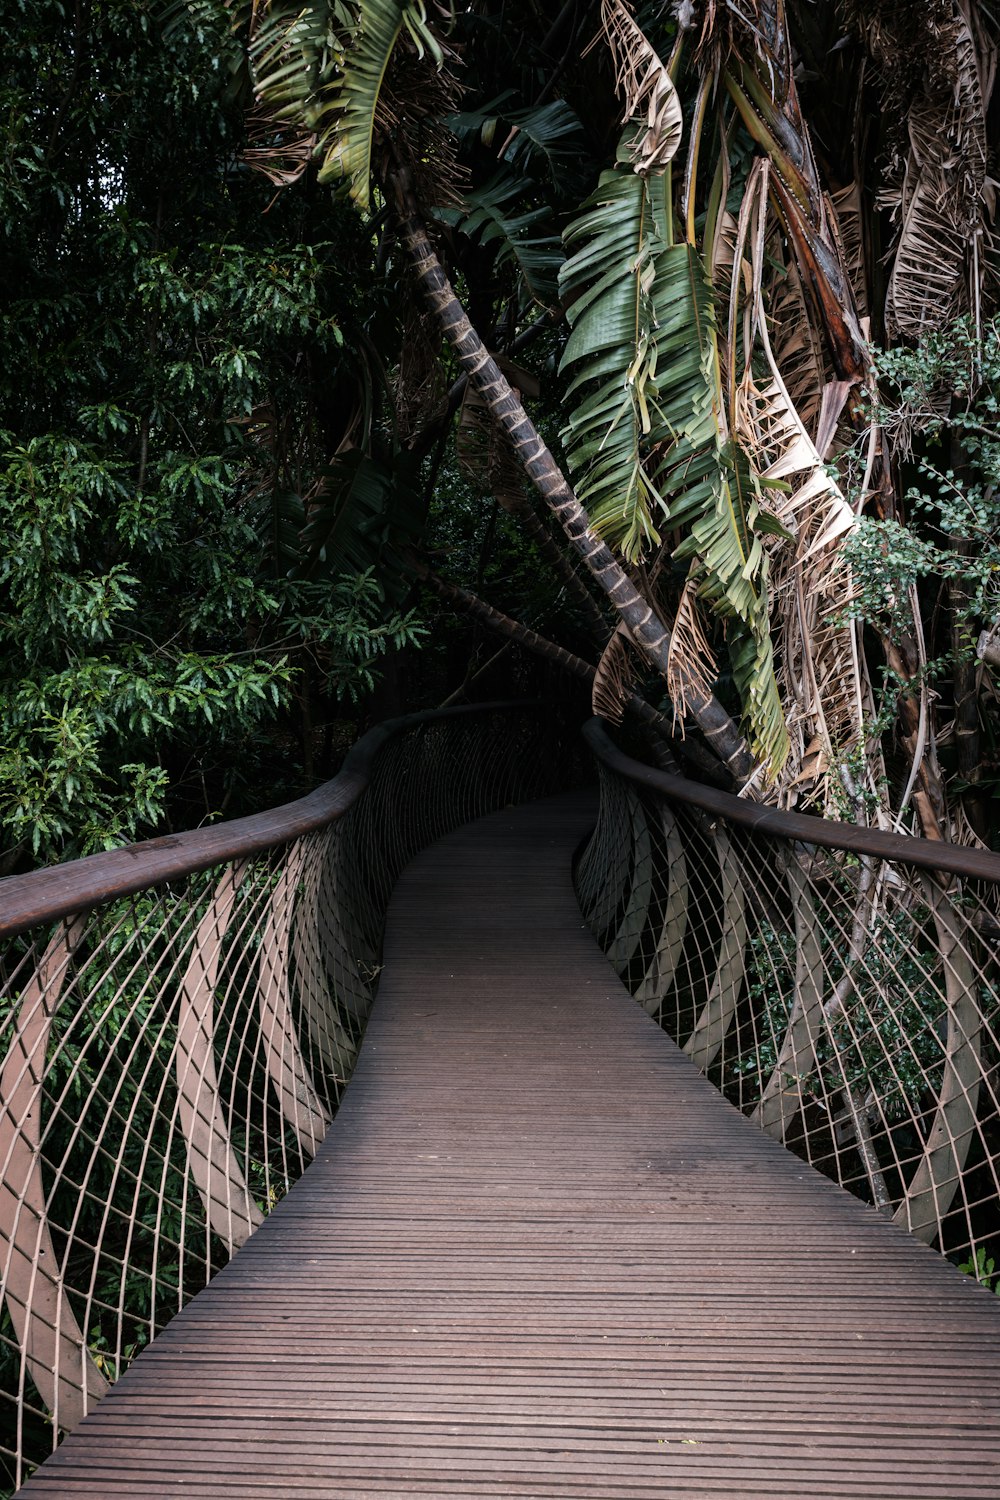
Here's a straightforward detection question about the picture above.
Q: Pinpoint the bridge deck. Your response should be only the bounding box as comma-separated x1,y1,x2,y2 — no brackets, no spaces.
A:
22,793,1000,1497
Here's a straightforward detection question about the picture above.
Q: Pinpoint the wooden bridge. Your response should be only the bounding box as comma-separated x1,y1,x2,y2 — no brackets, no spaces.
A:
0,704,998,1496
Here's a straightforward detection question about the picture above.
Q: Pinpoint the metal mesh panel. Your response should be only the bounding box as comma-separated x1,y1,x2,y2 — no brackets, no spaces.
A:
579,733,1000,1288
0,704,561,1491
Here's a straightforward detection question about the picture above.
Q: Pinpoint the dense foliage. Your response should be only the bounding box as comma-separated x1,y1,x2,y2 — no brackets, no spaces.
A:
235,0,1000,843
3,0,1000,861
0,0,423,866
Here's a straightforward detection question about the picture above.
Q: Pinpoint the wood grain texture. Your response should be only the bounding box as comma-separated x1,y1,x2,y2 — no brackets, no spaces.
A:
20,793,1000,1498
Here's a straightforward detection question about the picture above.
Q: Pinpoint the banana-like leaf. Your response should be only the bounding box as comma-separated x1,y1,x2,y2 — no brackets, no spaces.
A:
560,168,787,771
666,570,718,732
316,1,437,203
558,167,673,561
600,0,683,176
654,244,788,774
496,100,587,183
734,266,864,808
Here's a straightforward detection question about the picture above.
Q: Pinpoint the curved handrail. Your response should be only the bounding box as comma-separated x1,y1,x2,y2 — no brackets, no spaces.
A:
583,717,1000,880
0,700,540,940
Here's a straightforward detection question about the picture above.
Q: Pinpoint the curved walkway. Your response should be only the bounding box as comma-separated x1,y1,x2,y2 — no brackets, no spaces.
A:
21,793,1000,1497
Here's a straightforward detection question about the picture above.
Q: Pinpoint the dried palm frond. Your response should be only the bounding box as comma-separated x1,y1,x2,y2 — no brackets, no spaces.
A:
884,113,977,338
853,0,997,338
242,107,316,188
665,572,719,734
373,40,465,211
599,0,683,175
457,362,539,489
951,799,991,850
731,254,865,811
711,207,739,282
723,26,869,382
739,376,855,558
456,380,529,512
814,382,853,463
828,181,869,321
767,251,827,445
593,624,639,724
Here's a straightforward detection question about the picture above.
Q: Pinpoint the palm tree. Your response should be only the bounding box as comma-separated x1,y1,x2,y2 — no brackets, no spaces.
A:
234,0,999,831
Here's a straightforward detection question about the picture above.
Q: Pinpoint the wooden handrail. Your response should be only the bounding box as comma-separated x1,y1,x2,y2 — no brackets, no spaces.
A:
0,701,541,940
583,718,1000,884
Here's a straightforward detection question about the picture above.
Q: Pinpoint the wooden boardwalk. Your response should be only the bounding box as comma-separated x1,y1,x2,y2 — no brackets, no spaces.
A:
22,793,1000,1497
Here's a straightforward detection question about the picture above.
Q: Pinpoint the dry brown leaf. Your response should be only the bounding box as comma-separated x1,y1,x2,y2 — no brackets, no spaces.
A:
828,182,869,321
767,253,827,443
665,573,718,735
599,0,683,175
593,624,639,724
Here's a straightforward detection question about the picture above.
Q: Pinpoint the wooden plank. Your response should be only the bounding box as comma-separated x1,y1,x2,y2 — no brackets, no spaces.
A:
20,793,1000,1498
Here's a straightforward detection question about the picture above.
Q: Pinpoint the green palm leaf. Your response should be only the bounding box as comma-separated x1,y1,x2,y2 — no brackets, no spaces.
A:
436,171,564,305
559,171,788,771
558,166,673,562
248,0,442,210
655,244,788,773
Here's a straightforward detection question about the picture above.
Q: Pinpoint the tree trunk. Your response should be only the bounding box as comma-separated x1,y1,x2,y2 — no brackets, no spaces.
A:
391,179,755,786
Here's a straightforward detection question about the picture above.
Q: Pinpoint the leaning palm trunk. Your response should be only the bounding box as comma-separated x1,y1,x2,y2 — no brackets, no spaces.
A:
392,178,755,785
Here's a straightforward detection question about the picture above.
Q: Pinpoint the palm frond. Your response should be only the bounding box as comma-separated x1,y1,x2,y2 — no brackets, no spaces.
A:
500,101,588,182
828,181,869,322
558,167,671,561
435,171,564,305
732,274,864,809
560,169,787,772
735,376,854,559
317,0,409,202
666,570,718,734
770,259,828,442
856,0,995,338
456,380,528,514
592,624,638,724
654,244,788,774
246,0,445,210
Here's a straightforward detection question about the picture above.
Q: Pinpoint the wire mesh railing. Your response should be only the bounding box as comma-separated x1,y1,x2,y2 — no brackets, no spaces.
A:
0,701,564,1492
579,718,1000,1286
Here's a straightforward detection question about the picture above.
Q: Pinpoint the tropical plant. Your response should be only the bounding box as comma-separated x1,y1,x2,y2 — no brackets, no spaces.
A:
230,0,997,833
10,0,1000,842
